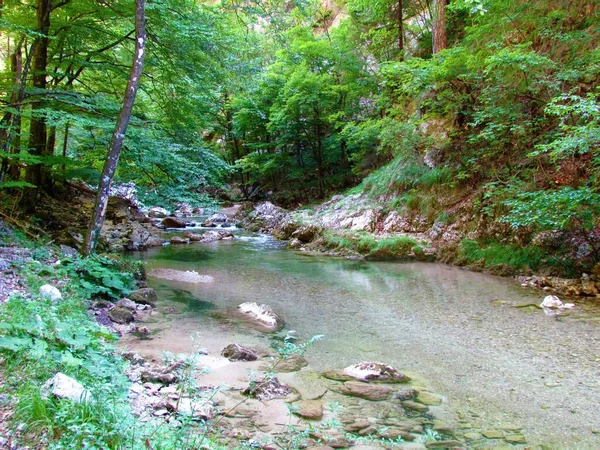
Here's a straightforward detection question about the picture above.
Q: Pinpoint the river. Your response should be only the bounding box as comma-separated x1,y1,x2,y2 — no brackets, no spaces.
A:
123,227,600,448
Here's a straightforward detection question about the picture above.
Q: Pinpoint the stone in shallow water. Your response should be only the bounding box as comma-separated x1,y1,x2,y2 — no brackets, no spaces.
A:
504,434,526,443
333,381,392,401
221,343,258,361
237,302,283,331
416,391,443,406
149,269,214,284
292,400,324,420
402,400,429,412
324,362,410,383
482,430,504,439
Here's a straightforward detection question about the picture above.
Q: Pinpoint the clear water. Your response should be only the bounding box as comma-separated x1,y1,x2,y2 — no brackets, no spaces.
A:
128,231,600,446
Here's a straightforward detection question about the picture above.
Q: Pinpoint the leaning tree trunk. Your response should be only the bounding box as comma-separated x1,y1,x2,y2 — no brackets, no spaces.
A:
432,0,448,54
81,0,145,256
397,0,404,61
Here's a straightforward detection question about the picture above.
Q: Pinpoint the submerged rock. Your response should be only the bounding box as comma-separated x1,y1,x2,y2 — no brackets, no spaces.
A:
237,302,283,331
41,373,91,403
221,343,258,361
332,381,392,401
149,269,214,284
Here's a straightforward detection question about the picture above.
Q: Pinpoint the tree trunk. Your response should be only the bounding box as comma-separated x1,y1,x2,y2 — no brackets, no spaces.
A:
397,0,404,61
25,0,52,190
81,0,146,256
61,122,69,172
432,0,448,54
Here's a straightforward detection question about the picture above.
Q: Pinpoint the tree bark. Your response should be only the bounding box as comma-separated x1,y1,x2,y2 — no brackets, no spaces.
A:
81,0,146,256
397,0,404,61
432,0,448,54
25,0,52,191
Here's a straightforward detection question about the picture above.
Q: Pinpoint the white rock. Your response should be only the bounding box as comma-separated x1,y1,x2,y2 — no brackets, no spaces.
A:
540,295,575,310
237,302,283,330
39,284,62,301
176,397,214,420
41,373,91,403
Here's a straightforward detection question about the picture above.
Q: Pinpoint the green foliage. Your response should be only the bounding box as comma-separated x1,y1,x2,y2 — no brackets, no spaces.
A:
501,187,600,232
25,254,136,300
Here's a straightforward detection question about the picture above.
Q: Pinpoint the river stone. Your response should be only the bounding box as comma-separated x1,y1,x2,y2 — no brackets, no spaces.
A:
109,306,134,324
221,343,258,361
482,430,504,439
243,376,291,401
237,302,283,331
170,397,214,420
183,231,204,241
162,217,186,228
504,434,526,443
343,420,371,432
425,441,464,448
116,297,137,310
208,212,228,223
340,362,410,383
170,236,189,245
402,400,429,412
128,288,158,307
263,354,308,372
292,400,324,420
148,207,170,218
416,392,442,406
394,388,419,401
333,382,392,401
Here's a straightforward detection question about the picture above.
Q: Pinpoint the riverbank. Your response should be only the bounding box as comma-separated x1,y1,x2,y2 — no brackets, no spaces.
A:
237,199,600,301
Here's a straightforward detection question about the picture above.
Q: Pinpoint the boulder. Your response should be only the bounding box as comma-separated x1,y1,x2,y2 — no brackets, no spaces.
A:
148,207,170,218
333,382,392,401
540,295,574,310
221,343,258,361
128,288,158,307
41,373,91,403
208,212,228,223
292,400,324,420
109,306,134,324
183,231,204,241
116,297,137,311
39,284,62,301
243,376,292,400
162,217,186,228
127,222,164,250
237,302,283,331
291,225,320,243
341,362,410,383
170,236,190,245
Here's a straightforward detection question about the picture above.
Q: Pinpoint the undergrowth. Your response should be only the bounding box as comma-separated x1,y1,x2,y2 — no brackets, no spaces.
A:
322,231,422,260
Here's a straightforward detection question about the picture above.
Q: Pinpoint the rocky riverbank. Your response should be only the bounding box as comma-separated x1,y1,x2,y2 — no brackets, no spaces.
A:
236,199,600,302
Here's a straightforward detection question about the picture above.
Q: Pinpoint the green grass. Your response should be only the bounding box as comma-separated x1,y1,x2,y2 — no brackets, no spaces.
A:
458,239,546,273
323,231,420,260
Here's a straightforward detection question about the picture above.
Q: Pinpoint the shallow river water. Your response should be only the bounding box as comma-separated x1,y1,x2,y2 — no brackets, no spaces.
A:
124,229,600,448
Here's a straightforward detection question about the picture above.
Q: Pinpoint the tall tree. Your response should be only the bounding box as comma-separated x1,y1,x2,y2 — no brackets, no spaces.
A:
81,0,145,256
432,0,448,53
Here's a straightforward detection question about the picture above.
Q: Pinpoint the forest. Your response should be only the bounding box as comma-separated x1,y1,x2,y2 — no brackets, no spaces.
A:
0,0,599,448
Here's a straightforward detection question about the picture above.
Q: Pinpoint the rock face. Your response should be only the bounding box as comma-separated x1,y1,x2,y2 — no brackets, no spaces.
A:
41,373,91,403
39,284,62,301
240,202,288,233
162,217,186,228
127,222,164,250
127,288,158,307
221,343,258,361
237,302,283,331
